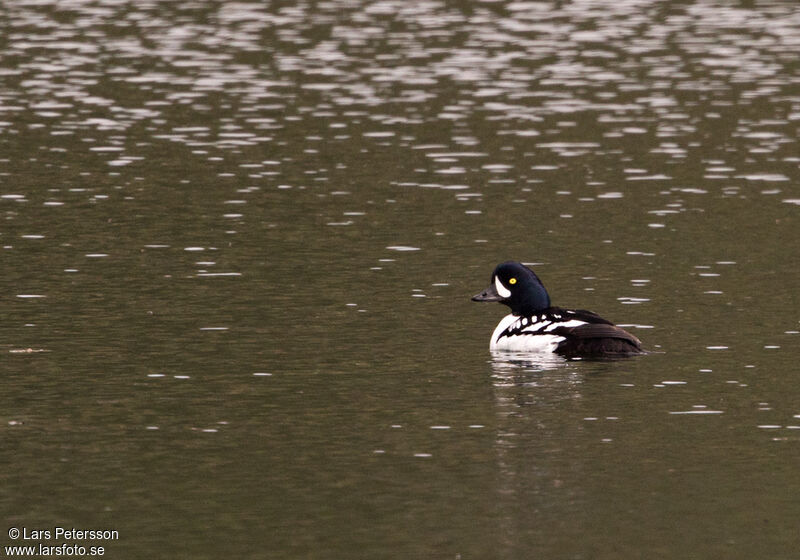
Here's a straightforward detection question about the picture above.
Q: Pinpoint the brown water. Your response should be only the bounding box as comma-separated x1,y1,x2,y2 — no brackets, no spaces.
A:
1,1,799,558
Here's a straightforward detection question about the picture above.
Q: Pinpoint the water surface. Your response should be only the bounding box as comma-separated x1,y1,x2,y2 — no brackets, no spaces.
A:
2,1,799,558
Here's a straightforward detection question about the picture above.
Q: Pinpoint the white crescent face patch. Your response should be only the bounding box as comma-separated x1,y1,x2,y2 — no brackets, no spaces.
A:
494,276,511,299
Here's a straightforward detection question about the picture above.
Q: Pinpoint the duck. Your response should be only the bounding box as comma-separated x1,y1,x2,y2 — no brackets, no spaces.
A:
472,261,644,358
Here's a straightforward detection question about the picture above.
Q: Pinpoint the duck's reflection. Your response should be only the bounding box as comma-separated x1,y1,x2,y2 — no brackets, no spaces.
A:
489,350,572,372
489,350,586,431
488,351,593,556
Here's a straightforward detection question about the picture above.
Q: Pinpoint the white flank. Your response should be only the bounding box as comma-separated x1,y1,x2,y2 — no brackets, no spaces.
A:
489,314,564,352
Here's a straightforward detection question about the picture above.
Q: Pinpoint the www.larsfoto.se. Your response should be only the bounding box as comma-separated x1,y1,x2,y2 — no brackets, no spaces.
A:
4,543,106,556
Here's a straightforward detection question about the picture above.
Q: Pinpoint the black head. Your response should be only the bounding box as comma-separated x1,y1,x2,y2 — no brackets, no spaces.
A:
471,261,551,316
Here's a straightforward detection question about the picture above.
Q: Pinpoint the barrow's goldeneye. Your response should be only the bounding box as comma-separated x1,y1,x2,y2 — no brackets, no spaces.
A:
472,261,644,358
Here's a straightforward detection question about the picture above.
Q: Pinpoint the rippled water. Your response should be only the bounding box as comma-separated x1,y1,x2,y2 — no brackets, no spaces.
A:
2,1,799,558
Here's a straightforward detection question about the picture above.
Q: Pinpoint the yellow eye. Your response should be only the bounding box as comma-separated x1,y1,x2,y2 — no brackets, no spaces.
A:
509,278,517,285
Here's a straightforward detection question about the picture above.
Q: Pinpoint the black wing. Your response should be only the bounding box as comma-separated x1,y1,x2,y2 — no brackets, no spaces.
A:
552,322,642,347
548,307,644,357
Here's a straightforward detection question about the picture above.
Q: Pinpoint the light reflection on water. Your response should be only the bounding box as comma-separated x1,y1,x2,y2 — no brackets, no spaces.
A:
2,0,800,558
3,1,799,159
